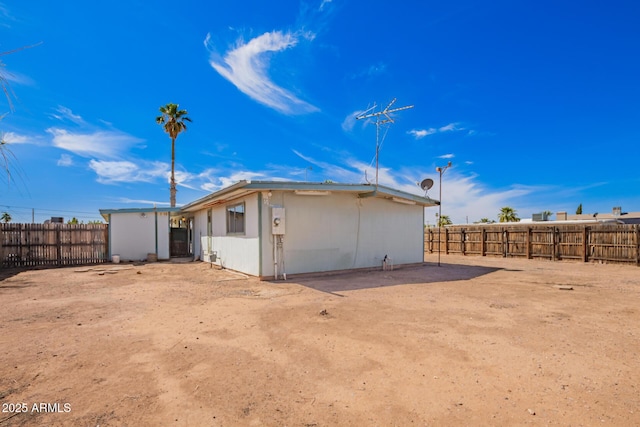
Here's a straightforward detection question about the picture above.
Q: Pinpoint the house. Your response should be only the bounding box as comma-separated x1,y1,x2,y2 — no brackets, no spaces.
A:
556,206,640,225
101,180,438,278
99,207,181,262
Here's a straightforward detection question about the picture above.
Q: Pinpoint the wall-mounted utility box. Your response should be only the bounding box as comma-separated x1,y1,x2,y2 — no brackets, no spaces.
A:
272,207,286,235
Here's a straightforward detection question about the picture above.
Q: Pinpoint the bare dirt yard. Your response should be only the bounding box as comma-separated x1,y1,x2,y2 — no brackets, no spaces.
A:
1,254,639,426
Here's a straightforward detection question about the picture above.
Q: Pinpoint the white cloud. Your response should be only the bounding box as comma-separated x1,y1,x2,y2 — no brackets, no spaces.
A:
319,0,333,11
205,30,319,115
47,128,142,159
407,128,437,139
117,197,172,206
290,148,541,224
89,160,168,184
438,122,462,132
408,122,467,139
200,170,268,192
438,154,455,159
50,106,86,125
341,110,363,132
57,154,73,167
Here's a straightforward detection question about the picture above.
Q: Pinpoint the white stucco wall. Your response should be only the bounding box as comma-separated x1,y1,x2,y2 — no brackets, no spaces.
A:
190,190,424,277
109,211,170,261
192,194,261,275
260,191,424,276
192,209,208,261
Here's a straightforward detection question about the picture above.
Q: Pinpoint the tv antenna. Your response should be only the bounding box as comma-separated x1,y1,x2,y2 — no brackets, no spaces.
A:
356,98,414,186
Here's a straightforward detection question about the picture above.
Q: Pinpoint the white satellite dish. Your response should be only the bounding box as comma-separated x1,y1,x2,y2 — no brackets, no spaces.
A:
420,178,434,191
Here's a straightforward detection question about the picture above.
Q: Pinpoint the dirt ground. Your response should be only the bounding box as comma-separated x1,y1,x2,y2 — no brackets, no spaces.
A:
1,254,639,426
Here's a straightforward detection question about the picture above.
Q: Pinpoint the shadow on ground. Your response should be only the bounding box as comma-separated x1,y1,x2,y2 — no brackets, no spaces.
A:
290,261,501,294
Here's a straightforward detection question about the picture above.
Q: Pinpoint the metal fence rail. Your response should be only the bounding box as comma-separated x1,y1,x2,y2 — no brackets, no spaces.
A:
1,223,109,268
425,224,640,266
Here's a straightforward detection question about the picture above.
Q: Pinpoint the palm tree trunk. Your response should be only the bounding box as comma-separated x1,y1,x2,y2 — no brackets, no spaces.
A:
170,136,176,207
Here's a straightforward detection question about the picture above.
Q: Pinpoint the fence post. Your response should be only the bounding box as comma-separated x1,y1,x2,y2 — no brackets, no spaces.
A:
503,229,508,257
526,227,531,259
636,225,640,266
429,229,433,253
552,227,557,261
481,228,486,256
582,226,588,263
461,229,466,255
444,228,449,254
0,224,4,269
56,225,62,266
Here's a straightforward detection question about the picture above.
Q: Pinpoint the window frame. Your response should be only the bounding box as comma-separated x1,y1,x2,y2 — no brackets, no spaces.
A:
226,202,246,235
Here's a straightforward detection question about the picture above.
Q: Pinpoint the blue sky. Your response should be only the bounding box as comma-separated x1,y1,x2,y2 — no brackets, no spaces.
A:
1,0,639,224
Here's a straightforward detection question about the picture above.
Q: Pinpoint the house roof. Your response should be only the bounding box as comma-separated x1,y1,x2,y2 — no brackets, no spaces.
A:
99,207,181,222
180,180,439,212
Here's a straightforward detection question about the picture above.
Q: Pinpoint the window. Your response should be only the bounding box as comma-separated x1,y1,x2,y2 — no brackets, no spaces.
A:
226,203,245,234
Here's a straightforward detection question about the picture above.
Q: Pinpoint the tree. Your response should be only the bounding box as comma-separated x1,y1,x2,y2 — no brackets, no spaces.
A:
576,203,583,215
476,217,495,224
1,211,11,223
156,103,191,207
67,217,81,224
498,206,520,223
437,214,452,227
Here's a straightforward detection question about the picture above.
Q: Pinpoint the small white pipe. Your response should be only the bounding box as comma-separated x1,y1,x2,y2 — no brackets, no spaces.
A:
274,237,278,280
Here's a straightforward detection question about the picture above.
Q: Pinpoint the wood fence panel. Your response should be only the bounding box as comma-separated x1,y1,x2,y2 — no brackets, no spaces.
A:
506,229,527,257
1,223,109,269
484,230,503,256
425,224,639,266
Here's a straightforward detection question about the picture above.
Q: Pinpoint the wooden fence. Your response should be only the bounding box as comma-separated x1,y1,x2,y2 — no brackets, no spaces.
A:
0,223,109,269
425,224,640,266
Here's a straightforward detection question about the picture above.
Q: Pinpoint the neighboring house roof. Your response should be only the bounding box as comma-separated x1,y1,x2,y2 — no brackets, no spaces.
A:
181,180,439,212
567,212,640,224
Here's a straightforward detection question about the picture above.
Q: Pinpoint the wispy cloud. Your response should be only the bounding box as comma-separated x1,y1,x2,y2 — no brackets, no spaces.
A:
0,3,15,28
341,109,363,132
49,106,86,125
88,160,168,184
408,122,466,139
319,0,333,11
56,154,73,167
47,128,142,159
199,170,269,192
1,69,34,86
348,62,388,80
205,30,319,115
438,153,455,159
407,129,437,139
117,197,172,206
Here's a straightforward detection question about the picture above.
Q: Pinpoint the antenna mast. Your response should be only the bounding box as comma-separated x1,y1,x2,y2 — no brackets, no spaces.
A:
356,98,414,186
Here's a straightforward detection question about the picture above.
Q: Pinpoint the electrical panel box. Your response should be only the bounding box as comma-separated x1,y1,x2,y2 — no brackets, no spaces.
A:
272,207,286,235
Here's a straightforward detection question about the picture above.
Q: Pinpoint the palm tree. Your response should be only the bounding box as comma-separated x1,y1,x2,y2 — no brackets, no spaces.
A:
476,217,495,224
437,214,452,227
156,103,191,207
1,211,11,223
498,206,520,223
